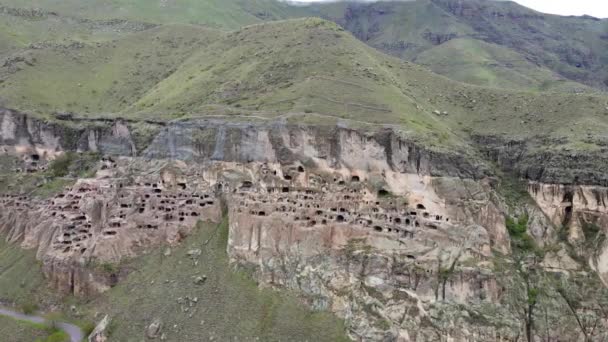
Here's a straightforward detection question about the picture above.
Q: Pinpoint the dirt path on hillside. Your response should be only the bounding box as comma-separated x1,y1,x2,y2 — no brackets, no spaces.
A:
0,307,84,342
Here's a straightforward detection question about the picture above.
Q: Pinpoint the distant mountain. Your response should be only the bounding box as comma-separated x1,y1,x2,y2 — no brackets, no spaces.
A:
305,0,608,90
3,0,606,90
0,0,309,29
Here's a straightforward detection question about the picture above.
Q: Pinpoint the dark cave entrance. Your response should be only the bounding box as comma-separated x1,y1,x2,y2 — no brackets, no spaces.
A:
562,190,574,226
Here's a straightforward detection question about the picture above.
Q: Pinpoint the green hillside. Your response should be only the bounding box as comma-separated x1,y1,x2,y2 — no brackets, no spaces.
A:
0,316,68,342
0,6,158,51
0,18,464,149
4,0,607,91
413,38,588,91
1,16,607,154
0,0,309,29
0,23,222,116
308,0,608,91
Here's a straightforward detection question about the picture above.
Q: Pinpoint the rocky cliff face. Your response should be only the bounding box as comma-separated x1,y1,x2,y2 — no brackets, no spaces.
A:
0,109,604,340
0,158,223,295
227,164,511,340
0,108,138,159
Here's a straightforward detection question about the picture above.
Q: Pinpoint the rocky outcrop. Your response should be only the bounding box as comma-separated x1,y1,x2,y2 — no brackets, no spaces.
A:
88,315,111,342
0,108,138,159
0,149,510,340
473,134,608,187
143,119,489,180
526,181,608,285
527,182,608,232
1,111,605,340
0,158,222,295
226,163,508,340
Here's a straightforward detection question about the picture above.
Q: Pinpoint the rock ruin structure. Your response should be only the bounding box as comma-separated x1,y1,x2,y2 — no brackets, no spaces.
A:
2,108,608,340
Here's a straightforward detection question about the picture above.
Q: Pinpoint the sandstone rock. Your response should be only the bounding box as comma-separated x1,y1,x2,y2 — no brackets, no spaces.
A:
194,275,207,285
3,110,604,340
186,249,201,258
146,318,163,339
88,315,111,342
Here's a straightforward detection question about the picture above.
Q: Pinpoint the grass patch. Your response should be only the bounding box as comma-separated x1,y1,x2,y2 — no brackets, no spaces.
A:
0,152,100,198
20,302,39,315
0,315,68,342
506,214,542,256
0,238,54,308
49,152,99,178
496,175,533,209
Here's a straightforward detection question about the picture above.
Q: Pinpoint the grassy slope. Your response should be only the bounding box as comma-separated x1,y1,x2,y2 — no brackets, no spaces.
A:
0,316,68,342
413,38,588,92
0,24,222,117
426,0,608,89
0,18,466,149
3,0,606,91
0,0,310,29
0,210,63,339
308,0,473,60
1,17,607,153
0,6,157,57
83,218,350,342
0,238,48,305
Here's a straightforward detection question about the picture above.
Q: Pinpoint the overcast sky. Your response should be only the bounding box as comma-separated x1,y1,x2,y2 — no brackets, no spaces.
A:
286,0,608,18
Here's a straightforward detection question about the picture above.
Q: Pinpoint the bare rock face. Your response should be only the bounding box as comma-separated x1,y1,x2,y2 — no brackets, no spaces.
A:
526,182,608,284
146,318,163,339
0,158,509,339
0,158,222,295
2,112,595,340
88,315,111,342
0,108,138,161
224,161,508,340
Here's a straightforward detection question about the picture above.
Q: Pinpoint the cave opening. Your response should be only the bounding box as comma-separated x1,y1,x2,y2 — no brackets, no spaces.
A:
562,191,574,226
378,189,390,197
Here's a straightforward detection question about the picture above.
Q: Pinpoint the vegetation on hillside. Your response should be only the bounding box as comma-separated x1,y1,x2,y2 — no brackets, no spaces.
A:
77,218,350,341
3,0,607,92
0,152,99,198
0,316,69,342
0,0,309,29
1,13,607,160
310,0,608,91
0,238,54,308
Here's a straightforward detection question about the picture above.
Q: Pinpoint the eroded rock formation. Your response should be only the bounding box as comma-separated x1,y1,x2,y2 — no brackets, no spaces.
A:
0,158,222,295
1,110,605,340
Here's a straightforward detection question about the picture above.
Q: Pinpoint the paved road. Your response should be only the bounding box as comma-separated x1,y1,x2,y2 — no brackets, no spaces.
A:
0,307,85,342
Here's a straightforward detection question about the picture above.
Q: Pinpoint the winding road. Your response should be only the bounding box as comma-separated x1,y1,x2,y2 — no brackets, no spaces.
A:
0,307,84,342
